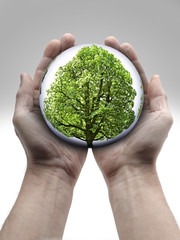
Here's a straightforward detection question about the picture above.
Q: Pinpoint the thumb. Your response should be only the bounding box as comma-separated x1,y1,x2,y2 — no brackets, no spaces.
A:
147,75,169,112
14,73,34,114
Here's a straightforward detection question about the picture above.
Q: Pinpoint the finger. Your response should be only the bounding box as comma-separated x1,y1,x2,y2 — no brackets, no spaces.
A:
14,73,34,114
104,36,121,51
104,36,148,93
120,43,148,93
147,75,169,112
33,39,61,90
34,33,75,90
60,33,75,51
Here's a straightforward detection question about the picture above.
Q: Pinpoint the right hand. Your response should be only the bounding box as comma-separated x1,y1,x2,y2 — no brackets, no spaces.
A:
93,36,173,183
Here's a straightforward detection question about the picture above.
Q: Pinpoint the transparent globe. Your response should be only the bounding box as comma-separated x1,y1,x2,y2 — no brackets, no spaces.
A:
39,44,144,147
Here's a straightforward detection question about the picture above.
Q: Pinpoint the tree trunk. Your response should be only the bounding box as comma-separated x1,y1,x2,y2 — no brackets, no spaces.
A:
85,121,94,146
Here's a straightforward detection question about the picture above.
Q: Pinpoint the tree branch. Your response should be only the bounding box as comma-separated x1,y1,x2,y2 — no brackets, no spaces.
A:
105,79,111,104
58,121,85,132
91,114,105,140
91,78,112,126
60,90,84,107
91,78,103,111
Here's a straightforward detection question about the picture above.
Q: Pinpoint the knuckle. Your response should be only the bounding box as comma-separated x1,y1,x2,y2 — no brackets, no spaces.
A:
168,114,174,126
15,89,22,99
12,112,23,128
12,114,18,127
162,91,167,100
163,112,173,127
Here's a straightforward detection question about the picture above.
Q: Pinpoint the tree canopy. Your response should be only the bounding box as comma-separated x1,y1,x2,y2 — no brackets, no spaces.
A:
44,45,136,146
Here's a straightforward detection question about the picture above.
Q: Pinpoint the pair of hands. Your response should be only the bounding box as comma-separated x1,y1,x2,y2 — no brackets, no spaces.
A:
13,33,173,188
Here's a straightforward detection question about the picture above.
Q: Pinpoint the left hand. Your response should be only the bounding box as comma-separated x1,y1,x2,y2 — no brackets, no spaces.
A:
13,33,88,186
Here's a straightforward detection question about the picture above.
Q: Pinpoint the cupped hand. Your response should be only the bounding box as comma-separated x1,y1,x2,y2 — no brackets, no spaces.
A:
13,33,88,185
93,36,173,182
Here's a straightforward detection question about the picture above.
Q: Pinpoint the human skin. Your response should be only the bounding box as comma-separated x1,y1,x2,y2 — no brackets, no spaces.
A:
0,33,87,240
93,37,180,239
1,33,179,240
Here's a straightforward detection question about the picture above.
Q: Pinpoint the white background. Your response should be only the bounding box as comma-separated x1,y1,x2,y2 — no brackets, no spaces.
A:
0,0,180,239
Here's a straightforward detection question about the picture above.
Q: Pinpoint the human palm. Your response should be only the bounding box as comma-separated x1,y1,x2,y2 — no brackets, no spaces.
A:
13,34,87,182
93,37,173,180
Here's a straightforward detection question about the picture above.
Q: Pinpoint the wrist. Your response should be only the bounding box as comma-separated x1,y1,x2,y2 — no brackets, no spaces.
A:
106,162,158,192
107,164,165,215
25,163,74,199
26,158,79,189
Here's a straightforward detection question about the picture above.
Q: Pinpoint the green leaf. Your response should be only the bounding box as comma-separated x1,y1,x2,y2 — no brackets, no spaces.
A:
43,45,137,145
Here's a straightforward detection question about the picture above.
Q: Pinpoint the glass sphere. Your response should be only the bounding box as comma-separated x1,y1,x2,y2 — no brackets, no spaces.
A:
39,44,144,147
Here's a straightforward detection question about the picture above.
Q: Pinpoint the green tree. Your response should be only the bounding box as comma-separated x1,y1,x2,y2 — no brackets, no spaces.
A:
44,45,136,146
